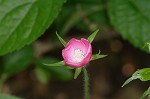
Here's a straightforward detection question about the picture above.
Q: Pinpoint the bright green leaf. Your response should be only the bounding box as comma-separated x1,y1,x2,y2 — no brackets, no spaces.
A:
74,68,82,79
0,93,22,99
3,45,33,75
87,29,99,43
136,68,150,81
0,0,66,55
141,87,150,99
91,54,107,61
44,61,65,67
108,0,150,53
56,32,67,47
122,68,150,87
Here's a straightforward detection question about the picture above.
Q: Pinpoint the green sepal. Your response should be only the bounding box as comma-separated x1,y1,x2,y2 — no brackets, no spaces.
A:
65,66,74,69
122,68,150,87
91,52,107,61
56,31,67,47
87,29,99,43
44,61,65,66
74,68,82,79
141,87,150,99
122,75,138,87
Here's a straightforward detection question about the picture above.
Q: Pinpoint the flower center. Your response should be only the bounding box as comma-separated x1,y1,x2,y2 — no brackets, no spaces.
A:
73,49,85,63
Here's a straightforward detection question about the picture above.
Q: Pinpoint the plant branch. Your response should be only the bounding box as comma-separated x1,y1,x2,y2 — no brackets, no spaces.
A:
83,67,89,99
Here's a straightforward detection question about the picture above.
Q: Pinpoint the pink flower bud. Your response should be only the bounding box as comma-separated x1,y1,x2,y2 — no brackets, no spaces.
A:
62,38,92,68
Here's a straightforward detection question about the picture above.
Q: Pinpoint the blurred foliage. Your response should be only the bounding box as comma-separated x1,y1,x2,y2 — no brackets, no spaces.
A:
3,45,33,75
108,0,150,52
0,0,66,55
0,0,149,98
0,94,21,99
54,0,109,35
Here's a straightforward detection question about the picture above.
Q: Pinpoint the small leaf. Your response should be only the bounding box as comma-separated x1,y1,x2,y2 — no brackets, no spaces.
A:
141,87,150,99
136,68,150,81
0,93,22,99
122,68,150,87
44,61,65,67
87,29,99,43
56,32,67,47
74,68,82,79
122,75,138,87
91,54,107,61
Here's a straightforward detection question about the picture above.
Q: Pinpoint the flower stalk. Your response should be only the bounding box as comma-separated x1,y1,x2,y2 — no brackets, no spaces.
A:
83,67,89,99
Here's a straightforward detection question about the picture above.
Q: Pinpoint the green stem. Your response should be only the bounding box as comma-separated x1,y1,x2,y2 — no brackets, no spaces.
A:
83,67,89,99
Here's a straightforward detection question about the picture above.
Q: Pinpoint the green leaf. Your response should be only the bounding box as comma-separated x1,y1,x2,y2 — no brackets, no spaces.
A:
91,53,107,61
122,75,138,87
108,0,150,53
122,68,150,87
87,29,99,43
135,68,150,81
56,32,67,47
3,45,33,75
44,61,65,67
141,87,150,99
36,57,73,81
74,68,82,79
0,0,66,55
0,93,22,99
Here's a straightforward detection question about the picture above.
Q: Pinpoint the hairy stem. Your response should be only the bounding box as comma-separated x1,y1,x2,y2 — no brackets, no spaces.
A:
83,67,89,99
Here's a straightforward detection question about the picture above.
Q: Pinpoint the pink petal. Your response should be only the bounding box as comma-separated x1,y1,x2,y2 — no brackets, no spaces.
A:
62,45,75,64
62,38,92,68
81,38,91,53
66,38,87,54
